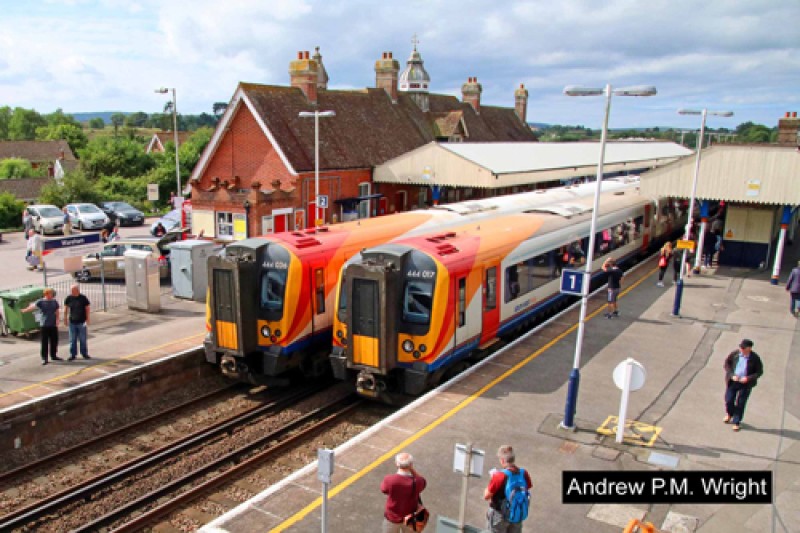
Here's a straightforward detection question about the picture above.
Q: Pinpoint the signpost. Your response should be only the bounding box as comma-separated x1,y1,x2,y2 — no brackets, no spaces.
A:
41,233,102,261
612,358,646,444
147,183,159,202
317,449,334,533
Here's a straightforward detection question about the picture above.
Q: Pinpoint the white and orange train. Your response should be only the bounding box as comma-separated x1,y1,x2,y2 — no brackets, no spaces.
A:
204,178,642,385
330,187,685,402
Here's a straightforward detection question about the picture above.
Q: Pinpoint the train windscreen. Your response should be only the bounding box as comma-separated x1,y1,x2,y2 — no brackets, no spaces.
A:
402,280,434,325
259,245,290,316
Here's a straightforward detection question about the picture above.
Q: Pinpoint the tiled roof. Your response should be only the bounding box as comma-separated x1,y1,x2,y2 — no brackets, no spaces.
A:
0,177,53,202
431,111,464,137
0,140,76,162
239,83,535,173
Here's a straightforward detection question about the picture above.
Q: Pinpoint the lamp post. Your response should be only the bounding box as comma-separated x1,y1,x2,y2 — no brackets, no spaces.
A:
560,84,657,431
243,199,251,238
299,110,335,227
671,108,733,317
155,87,181,200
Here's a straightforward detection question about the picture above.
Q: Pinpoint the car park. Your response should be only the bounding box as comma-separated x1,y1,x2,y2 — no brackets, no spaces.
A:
26,204,64,235
100,201,145,226
66,203,110,231
74,231,184,281
150,209,182,236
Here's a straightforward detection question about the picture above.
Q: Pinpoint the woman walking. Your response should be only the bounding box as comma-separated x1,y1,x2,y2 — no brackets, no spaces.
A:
657,242,672,287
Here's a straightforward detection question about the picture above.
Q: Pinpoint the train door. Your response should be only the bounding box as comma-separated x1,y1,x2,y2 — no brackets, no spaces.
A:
454,276,467,347
213,268,238,351
378,197,387,216
351,278,380,368
309,263,327,335
480,262,500,344
643,203,652,248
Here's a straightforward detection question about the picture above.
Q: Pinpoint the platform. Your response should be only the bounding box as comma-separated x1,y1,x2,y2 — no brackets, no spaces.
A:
202,246,800,533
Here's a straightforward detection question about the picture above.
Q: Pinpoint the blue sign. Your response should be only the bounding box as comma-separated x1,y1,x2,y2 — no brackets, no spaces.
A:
42,233,102,260
560,269,586,296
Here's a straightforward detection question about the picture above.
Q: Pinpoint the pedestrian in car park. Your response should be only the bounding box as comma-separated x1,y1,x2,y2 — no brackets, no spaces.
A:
786,260,800,317
62,206,72,235
602,257,623,318
64,284,91,360
22,288,62,365
25,229,42,270
723,339,764,432
381,452,426,533
484,444,532,533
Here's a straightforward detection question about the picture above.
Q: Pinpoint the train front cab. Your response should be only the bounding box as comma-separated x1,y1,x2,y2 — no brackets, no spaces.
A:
205,239,300,386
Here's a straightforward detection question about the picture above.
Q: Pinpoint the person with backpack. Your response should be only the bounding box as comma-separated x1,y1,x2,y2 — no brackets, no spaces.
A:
484,445,532,533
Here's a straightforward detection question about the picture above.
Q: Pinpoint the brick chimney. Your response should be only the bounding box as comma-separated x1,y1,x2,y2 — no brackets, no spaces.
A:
514,83,529,125
777,111,800,146
289,51,319,104
375,51,400,103
461,77,482,114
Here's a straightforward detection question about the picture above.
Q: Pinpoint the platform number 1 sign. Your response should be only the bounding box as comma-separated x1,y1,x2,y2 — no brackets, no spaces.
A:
560,269,585,296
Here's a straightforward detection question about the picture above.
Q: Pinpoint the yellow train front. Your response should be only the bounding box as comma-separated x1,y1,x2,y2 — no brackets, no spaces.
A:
332,189,684,403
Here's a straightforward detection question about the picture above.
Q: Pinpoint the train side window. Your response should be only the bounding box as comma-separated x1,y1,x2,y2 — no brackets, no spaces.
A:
485,267,497,311
505,265,520,303
314,268,325,314
403,280,434,325
337,279,347,321
458,277,466,327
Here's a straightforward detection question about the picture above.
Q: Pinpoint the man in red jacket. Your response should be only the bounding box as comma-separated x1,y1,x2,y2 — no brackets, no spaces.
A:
381,452,426,532
484,445,532,533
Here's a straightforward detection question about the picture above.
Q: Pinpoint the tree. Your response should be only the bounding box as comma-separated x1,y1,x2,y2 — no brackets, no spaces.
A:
125,111,149,128
0,106,11,139
36,123,88,153
45,108,81,127
213,102,228,117
8,107,46,140
88,117,105,129
110,113,125,136
0,158,40,179
78,136,155,179
0,191,25,229
38,168,101,206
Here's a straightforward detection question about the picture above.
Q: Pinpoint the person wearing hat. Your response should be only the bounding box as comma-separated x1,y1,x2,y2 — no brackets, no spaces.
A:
786,260,800,317
723,339,764,431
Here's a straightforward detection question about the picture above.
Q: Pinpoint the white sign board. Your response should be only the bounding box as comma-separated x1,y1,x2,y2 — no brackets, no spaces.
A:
453,444,485,477
613,358,646,391
317,194,329,209
318,449,334,483
147,184,159,201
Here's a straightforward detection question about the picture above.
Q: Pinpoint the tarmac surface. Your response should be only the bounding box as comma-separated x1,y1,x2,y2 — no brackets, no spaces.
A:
0,231,798,532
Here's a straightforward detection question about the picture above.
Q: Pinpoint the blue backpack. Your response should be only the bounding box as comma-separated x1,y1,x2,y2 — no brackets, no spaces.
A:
501,468,530,523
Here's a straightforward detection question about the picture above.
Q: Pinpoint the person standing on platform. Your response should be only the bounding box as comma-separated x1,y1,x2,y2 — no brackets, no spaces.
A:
723,339,764,432
484,444,532,533
64,284,91,360
603,257,623,318
657,242,672,287
786,261,800,317
22,288,62,365
380,452,426,533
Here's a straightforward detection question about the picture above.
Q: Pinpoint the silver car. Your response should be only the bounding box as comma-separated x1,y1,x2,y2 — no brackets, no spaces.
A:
26,204,64,235
66,203,110,231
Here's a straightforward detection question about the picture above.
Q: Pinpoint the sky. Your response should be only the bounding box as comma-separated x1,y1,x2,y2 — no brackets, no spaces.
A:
1,0,798,131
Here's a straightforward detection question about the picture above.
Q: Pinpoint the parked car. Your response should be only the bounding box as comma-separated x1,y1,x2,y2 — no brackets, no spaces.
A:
74,231,184,281
150,209,182,236
26,204,64,235
100,201,145,227
65,203,110,231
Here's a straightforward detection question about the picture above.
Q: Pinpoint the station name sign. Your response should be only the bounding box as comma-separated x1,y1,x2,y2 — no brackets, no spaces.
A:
42,233,103,261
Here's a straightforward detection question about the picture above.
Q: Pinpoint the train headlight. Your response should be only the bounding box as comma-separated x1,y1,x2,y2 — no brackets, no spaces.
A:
419,344,427,353
402,340,414,353
260,326,271,338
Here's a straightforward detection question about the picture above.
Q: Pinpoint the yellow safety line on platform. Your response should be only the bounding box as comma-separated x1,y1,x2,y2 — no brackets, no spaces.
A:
271,268,657,532
0,334,204,400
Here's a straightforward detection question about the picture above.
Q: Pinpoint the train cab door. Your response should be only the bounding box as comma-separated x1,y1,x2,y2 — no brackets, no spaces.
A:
351,277,381,369
480,262,500,345
309,263,327,335
212,267,239,352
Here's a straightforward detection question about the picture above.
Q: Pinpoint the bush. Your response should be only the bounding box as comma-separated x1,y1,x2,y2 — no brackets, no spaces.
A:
0,191,24,229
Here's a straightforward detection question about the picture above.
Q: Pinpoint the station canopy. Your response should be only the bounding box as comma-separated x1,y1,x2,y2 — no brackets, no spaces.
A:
639,145,800,205
374,141,691,189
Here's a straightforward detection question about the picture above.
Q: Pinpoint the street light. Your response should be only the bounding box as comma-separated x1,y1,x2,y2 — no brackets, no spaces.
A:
155,87,182,201
560,84,657,431
299,110,336,226
671,108,733,317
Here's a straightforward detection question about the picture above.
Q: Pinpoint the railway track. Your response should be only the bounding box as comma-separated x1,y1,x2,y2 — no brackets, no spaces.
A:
0,382,370,532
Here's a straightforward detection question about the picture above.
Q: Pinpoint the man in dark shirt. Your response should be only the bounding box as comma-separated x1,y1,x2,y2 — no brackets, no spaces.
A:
22,288,62,364
380,452,426,532
64,284,91,360
723,339,764,431
603,257,624,318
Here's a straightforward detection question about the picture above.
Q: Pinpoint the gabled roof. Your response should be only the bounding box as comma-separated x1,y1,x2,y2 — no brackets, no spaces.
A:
191,82,536,181
0,177,52,202
146,132,192,153
0,140,75,161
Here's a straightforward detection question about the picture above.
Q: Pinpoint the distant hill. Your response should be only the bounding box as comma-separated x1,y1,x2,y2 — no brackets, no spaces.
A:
71,111,128,124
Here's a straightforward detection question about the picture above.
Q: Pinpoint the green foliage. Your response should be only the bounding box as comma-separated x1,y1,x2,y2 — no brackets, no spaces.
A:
78,136,155,179
46,108,81,127
95,174,149,208
88,117,105,129
0,106,10,139
0,158,43,179
125,111,149,128
735,122,776,143
110,113,125,136
213,102,228,117
38,169,101,206
0,191,25,229
8,107,46,140
36,123,88,152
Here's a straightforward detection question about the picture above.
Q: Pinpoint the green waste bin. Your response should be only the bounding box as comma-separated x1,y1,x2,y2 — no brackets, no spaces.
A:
0,287,44,335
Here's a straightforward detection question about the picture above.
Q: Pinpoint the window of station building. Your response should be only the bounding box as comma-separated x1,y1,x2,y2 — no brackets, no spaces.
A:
484,267,497,310
217,212,234,238
457,278,466,327
358,182,371,219
403,280,434,325
314,268,325,315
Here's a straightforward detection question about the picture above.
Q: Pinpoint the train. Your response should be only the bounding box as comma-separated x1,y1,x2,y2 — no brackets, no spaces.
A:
203,178,642,386
329,187,685,402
